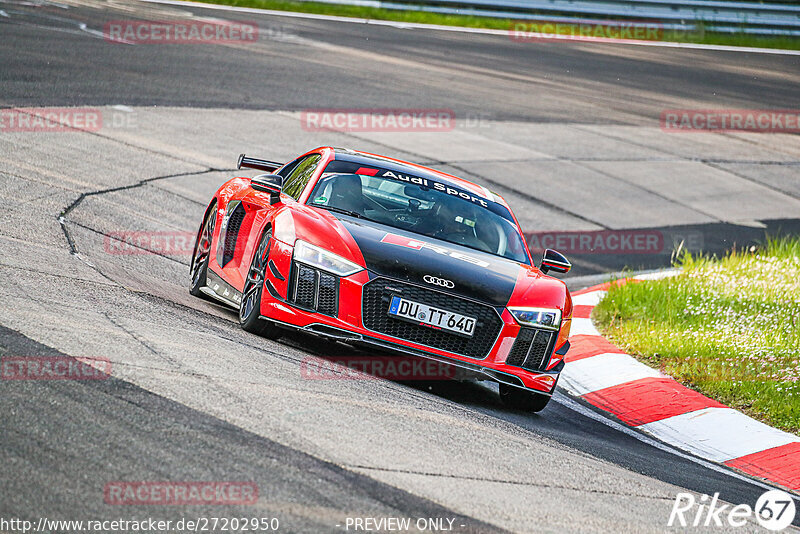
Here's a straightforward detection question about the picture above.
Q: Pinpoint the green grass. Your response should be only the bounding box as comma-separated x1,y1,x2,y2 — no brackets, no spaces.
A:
593,237,800,434
189,0,800,50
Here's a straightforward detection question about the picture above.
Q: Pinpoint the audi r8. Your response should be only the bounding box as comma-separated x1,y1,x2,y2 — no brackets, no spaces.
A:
190,147,573,411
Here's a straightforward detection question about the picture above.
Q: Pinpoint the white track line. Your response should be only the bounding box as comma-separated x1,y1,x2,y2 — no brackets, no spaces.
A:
553,390,800,500
634,268,682,281
138,0,800,56
569,317,601,336
572,290,606,306
560,352,666,396
640,407,800,463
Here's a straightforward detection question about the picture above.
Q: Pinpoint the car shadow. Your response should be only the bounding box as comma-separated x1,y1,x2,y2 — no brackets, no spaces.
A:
275,327,535,414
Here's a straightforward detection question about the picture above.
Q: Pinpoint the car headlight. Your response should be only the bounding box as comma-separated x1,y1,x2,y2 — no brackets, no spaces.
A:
508,307,562,330
293,240,364,277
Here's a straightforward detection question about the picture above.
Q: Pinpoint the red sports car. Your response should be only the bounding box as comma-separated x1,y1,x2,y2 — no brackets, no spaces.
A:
190,147,573,411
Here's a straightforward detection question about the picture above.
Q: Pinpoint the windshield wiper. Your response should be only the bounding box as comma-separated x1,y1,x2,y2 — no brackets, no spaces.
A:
316,205,366,219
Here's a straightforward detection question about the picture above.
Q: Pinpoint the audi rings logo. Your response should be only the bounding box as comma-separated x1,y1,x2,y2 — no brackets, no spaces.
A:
423,275,454,289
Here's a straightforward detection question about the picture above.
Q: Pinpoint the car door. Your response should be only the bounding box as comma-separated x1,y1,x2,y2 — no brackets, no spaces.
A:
224,153,324,290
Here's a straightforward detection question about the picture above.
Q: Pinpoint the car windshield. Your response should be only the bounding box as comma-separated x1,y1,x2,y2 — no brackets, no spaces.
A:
307,162,530,264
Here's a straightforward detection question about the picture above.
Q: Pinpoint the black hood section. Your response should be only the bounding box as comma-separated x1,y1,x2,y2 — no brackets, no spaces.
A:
338,217,521,307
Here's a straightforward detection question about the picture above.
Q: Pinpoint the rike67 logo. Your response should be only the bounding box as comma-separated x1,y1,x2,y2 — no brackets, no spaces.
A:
669,489,796,531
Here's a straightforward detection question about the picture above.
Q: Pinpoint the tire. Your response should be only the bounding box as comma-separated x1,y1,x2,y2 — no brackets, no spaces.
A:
190,201,216,298
499,383,551,412
239,229,280,339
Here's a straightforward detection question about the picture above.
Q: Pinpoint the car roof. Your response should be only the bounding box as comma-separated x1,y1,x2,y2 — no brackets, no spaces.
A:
328,147,509,209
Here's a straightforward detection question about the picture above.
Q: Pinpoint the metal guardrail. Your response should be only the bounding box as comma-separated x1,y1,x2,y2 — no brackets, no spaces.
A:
307,0,800,35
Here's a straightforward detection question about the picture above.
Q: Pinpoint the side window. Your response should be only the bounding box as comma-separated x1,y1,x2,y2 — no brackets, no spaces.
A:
277,157,301,178
282,154,321,200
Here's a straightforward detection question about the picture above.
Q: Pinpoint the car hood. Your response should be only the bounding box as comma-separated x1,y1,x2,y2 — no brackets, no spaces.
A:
336,216,524,307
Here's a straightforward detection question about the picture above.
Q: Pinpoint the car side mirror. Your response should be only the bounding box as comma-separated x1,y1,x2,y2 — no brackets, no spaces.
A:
251,174,283,205
540,248,571,275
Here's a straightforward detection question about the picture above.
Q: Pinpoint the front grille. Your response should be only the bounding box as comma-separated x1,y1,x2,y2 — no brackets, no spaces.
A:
288,262,339,316
295,265,317,308
506,328,556,372
317,272,338,315
362,278,503,360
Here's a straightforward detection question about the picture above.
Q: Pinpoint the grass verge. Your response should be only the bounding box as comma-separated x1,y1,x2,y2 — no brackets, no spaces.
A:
593,237,800,434
188,0,800,50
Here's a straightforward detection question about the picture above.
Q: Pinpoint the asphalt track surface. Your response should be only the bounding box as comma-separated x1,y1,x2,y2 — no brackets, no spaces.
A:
1,0,800,532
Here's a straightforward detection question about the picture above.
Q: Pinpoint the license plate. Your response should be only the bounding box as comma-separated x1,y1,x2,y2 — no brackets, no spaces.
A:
388,296,476,337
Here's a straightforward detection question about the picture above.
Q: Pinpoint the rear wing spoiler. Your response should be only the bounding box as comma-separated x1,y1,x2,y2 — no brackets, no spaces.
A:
237,153,283,173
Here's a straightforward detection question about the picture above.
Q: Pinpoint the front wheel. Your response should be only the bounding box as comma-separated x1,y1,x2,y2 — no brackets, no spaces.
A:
239,229,280,339
190,201,216,298
499,383,551,412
